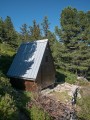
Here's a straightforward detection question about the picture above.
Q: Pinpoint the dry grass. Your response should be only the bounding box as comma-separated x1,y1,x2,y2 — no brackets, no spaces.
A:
49,91,71,103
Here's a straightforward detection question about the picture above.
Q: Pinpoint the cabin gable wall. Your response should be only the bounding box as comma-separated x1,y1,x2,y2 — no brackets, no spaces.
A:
36,43,55,89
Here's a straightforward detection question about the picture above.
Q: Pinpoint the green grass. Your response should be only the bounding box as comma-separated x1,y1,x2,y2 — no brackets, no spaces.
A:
76,85,90,120
56,69,77,84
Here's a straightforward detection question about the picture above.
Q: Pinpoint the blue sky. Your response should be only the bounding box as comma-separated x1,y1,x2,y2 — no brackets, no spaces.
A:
0,0,90,32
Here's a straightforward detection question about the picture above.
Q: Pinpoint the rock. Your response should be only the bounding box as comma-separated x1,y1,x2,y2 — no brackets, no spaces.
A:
77,76,87,81
41,82,81,106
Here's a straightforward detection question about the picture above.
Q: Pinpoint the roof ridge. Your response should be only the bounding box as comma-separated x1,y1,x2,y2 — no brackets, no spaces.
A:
22,39,48,45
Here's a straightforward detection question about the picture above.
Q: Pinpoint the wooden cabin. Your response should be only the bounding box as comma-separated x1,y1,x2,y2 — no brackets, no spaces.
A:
7,39,55,91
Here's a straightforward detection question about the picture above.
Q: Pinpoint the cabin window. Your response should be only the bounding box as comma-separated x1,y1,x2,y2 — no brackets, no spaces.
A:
45,56,48,62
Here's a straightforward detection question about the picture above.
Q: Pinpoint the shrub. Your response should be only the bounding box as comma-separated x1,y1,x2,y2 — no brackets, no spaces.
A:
0,77,12,95
0,77,19,119
30,106,51,120
65,73,77,84
0,93,18,120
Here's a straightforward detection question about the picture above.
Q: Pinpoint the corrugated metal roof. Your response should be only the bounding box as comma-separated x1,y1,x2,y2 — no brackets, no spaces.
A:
7,39,48,80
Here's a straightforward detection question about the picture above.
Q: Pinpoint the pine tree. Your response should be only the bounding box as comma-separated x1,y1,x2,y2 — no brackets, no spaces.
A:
41,16,50,37
0,17,7,42
4,16,17,46
55,7,90,78
29,20,41,41
86,11,90,44
4,16,14,30
47,31,57,51
20,23,29,42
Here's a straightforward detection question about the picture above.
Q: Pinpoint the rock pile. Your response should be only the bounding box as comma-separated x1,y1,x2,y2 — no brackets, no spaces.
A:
41,82,81,99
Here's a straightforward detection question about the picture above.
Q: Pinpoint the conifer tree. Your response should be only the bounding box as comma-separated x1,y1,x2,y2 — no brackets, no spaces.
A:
86,11,90,44
47,31,57,50
4,16,14,30
29,20,41,41
4,16,17,45
56,7,90,77
20,23,29,42
41,16,50,37
0,17,6,42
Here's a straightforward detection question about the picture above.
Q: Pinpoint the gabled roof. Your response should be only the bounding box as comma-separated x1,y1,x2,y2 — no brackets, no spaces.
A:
7,39,48,80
